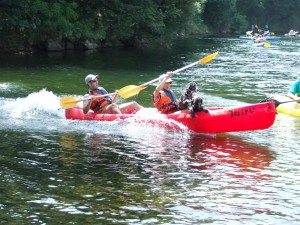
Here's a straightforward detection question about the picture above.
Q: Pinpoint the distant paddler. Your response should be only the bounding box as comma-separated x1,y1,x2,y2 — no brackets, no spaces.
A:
287,77,300,101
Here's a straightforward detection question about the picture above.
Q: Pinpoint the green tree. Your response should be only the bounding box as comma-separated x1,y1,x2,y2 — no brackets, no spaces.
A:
202,0,242,33
0,0,208,51
236,0,300,33
0,1,80,40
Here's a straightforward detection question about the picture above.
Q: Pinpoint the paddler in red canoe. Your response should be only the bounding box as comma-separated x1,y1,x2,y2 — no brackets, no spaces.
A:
82,74,143,114
152,72,208,117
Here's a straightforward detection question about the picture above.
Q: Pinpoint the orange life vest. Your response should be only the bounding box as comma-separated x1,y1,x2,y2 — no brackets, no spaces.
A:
153,90,178,113
88,88,112,112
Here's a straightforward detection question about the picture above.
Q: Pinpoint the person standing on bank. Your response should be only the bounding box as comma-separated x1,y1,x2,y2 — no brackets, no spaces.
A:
83,74,143,114
152,71,179,114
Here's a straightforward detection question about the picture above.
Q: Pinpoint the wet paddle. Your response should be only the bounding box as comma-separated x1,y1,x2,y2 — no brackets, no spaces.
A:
118,51,219,99
261,98,300,108
264,42,271,47
60,93,115,109
273,99,300,108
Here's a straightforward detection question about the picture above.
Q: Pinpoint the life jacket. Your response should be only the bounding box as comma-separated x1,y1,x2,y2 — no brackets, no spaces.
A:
88,88,112,112
154,90,178,113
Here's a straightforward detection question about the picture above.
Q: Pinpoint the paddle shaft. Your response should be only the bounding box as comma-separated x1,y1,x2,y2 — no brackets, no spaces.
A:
277,99,300,105
68,92,115,104
142,60,201,87
60,92,117,109
81,92,115,102
265,98,300,108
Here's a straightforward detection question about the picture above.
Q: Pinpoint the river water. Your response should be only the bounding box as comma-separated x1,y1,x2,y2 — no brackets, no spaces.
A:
1,36,300,225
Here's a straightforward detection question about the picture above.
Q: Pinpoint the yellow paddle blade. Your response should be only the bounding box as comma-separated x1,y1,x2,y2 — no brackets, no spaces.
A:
271,32,275,35
199,51,219,64
264,42,271,47
60,96,80,109
118,85,145,99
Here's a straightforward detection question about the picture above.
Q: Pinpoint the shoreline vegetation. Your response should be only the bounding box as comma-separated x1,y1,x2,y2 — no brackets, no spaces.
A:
1,0,299,53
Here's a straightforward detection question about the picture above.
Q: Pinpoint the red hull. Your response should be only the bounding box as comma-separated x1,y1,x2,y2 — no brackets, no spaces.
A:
65,102,276,134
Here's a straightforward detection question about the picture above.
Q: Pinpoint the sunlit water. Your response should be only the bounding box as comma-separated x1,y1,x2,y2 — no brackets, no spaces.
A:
1,35,300,224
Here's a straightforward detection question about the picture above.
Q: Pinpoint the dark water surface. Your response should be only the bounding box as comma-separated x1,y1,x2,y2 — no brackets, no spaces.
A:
1,35,300,224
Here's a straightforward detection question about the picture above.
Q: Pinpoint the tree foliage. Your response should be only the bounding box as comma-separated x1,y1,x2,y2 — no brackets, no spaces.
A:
236,0,300,32
0,0,207,49
203,0,240,33
0,0,299,51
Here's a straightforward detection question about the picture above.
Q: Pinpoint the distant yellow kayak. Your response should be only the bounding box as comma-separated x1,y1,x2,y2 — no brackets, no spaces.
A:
272,95,300,117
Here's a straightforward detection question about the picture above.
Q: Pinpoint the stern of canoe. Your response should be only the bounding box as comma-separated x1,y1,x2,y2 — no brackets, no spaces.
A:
169,102,276,134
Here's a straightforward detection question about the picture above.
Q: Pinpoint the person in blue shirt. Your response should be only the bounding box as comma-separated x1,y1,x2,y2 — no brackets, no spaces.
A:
287,78,300,100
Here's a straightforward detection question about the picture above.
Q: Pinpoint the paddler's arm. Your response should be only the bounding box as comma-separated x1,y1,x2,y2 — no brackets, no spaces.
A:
82,94,95,114
287,92,300,100
153,71,173,102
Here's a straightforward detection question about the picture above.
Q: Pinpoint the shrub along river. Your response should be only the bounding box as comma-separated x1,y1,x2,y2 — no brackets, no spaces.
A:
1,35,300,224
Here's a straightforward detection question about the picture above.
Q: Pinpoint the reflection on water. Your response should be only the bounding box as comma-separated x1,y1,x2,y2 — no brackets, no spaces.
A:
186,135,274,177
1,116,300,224
1,35,300,224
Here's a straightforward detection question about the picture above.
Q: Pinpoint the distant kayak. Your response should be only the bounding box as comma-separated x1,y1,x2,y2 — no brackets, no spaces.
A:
252,42,266,47
284,30,298,37
246,40,270,47
65,102,276,134
240,35,280,41
284,33,299,37
272,95,300,117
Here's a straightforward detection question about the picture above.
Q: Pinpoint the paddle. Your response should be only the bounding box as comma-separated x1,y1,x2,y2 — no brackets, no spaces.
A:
264,42,271,47
273,99,300,108
60,93,115,109
261,98,300,108
118,51,219,99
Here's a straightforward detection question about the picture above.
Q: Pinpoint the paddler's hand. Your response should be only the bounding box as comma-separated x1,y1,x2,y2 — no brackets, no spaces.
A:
166,71,173,79
89,95,96,101
83,94,95,114
112,90,119,103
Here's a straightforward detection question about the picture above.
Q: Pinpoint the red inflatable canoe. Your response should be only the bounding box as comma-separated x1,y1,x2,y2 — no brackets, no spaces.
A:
65,102,276,134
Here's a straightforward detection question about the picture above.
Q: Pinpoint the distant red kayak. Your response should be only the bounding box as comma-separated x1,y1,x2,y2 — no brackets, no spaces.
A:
65,102,276,134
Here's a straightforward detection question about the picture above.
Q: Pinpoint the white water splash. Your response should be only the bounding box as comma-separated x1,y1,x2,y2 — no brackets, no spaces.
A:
0,82,10,90
117,107,189,134
0,89,191,136
2,89,64,119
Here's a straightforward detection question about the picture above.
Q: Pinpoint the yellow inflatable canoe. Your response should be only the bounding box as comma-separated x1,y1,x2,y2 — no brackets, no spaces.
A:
272,95,300,117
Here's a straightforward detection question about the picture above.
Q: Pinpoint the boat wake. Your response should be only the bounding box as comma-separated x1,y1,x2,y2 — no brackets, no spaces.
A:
0,89,190,136
124,108,189,132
